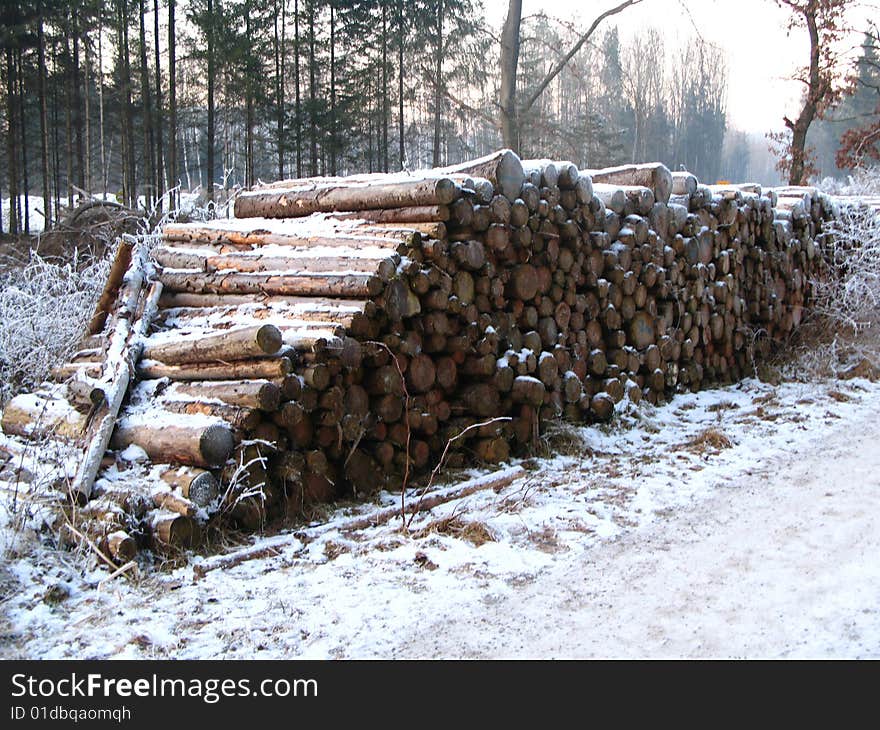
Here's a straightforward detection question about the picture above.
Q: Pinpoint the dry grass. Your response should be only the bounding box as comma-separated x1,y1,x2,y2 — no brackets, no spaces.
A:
413,515,496,546
684,427,733,454
707,401,740,413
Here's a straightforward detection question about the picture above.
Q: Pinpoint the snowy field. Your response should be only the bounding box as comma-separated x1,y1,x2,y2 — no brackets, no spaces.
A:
1,374,878,659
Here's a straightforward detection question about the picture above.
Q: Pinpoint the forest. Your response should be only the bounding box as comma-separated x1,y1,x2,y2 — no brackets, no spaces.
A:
0,0,877,235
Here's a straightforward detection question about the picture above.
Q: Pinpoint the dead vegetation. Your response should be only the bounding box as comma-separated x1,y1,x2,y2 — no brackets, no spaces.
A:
413,515,496,546
683,427,733,454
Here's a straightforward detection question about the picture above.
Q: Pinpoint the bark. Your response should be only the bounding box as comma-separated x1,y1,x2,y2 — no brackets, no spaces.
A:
142,325,283,365
234,177,460,218
137,358,293,381
153,0,165,202
112,416,235,469
168,0,178,201
164,380,281,411
206,0,215,201
37,9,51,228
158,269,385,297
499,0,523,151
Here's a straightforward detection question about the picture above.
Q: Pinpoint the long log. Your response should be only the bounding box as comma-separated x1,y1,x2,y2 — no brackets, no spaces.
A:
87,238,134,335
158,270,384,298
435,149,525,202
157,292,373,321
1,393,87,440
587,163,673,204
137,357,292,381
154,247,399,281
164,380,281,411
234,177,460,218
143,325,283,365
162,222,405,252
111,413,235,469
329,205,450,223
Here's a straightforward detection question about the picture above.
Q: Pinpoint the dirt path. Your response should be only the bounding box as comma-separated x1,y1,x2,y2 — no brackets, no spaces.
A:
393,405,880,658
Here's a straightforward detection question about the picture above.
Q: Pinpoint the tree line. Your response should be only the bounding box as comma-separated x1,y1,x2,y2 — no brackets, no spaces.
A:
2,0,743,236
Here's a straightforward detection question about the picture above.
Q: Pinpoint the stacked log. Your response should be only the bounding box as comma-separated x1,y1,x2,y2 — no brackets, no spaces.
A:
1,149,841,562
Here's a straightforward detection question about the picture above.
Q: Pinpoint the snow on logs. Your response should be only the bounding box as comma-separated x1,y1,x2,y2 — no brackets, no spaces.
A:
0,148,840,561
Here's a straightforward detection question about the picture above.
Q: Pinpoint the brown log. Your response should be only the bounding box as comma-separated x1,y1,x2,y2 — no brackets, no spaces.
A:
160,400,262,431
671,171,698,196
143,325,282,365
511,376,546,406
165,380,281,411
234,176,460,218
587,163,672,204
88,238,134,335
111,414,235,468
150,511,198,549
330,204,450,223
138,357,292,381
152,490,198,518
592,184,627,215
159,270,384,298
628,311,656,350
155,246,399,279
1,393,87,441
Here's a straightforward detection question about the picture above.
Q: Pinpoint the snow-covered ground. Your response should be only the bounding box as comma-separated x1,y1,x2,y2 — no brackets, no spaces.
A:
1,375,878,659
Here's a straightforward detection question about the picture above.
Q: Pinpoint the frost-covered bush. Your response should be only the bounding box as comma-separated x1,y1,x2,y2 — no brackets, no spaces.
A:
818,164,880,197
0,252,109,404
814,201,880,332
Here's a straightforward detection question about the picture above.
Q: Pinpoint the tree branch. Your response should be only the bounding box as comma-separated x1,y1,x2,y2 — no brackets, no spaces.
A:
520,0,643,117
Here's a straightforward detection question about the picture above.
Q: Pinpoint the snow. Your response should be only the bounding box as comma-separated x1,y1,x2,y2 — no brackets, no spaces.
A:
2,196,50,234
162,243,397,262
2,376,880,658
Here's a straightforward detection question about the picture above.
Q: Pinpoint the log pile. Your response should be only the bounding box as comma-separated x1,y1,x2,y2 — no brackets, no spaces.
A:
1,149,842,564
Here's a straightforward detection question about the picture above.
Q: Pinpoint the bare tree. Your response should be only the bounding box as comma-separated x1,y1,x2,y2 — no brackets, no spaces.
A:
499,0,642,152
772,0,850,185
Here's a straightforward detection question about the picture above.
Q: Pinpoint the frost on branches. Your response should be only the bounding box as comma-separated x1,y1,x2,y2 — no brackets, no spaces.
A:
0,253,109,404
815,169,880,331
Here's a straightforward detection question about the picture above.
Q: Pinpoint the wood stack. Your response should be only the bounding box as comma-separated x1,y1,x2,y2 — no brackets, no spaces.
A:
1,149,839,563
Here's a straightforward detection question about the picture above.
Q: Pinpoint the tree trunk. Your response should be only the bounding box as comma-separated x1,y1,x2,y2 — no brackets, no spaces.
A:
168,0,178,203
38,9,52,229
139,0,156,208
72,11,85,192
117,0,136,208
432,0,444,167
294,0,302,177
5,47,19,234
308,1,317,177
153,0,165,203
206,0,215,202
397,0,404,169
787,4,821,186
499,0,523,152
17,48,29,234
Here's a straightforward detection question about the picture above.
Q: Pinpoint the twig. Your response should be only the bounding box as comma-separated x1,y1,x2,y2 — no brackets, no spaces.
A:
192,465,525,580
407,416,512,529
62,521,124,576
98,560,138,589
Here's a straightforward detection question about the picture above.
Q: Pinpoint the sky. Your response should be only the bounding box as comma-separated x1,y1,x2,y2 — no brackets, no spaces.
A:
483,0,877,135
